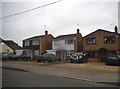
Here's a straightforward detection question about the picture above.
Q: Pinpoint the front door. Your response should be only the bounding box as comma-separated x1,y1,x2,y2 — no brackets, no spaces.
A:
98,48,108,62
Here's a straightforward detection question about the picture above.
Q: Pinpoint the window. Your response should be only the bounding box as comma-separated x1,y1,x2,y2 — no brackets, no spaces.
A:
87,51,96,58
67,50,74,56
65,39,74,44
54,41,60,46
34,50,39,56
32,40,39,45
86,38,96,45
25,41,29,46
104,36,116,44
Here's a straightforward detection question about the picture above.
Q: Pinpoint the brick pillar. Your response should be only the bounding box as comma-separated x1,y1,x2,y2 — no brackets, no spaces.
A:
74,29,83,52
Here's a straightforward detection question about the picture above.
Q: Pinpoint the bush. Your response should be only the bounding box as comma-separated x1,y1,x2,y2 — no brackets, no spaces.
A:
43,53,57,62
34,53,58,62
33,55,45,62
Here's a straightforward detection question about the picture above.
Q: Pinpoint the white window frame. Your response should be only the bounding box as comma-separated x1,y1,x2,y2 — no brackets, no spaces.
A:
65,39,74,44
32,40,39,45
54,41,60,46
25,41,29,46
34,50,39,56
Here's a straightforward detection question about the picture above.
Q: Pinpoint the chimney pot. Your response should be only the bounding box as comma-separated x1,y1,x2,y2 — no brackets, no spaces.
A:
115,25,118,33
77,29,79,34
45,30,48,35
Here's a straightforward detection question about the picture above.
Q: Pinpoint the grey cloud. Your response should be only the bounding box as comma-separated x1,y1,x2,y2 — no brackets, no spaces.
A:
2,1,118,46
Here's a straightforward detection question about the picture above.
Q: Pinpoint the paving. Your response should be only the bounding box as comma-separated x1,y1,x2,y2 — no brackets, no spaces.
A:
1,61,119,84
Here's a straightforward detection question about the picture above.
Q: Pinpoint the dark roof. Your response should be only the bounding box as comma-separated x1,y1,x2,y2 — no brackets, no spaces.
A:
54,33,76,40
0,38,3,43
23,35,45,41
23,34,54,41
84,29,120,38
3,40,22,50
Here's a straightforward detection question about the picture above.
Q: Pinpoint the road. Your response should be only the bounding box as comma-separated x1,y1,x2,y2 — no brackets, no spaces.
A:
2,68,118,87
0,61,1,88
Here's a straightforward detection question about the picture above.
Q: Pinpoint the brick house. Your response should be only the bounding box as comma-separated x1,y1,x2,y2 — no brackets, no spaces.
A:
48,29,83,60
23,31,54,58
83,26,120,62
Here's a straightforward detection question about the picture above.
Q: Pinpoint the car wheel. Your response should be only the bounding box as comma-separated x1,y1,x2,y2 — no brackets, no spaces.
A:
105,62,108,65
37,60,41,62
70,60,73,63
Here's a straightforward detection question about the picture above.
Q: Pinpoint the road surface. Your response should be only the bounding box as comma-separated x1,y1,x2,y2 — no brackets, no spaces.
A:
0,67,2,88
2,68,118,87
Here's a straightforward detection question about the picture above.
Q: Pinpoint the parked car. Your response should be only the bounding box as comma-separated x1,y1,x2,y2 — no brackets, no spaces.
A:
12,54,31,61
105,54,120,66
2,53,15,60
34,53,57,62
33,55,45,62
2,53,31,61
70,52,88,63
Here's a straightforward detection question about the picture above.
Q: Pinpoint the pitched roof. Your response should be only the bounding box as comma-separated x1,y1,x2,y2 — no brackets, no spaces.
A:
23,34,53,41
23,35,45,41
0,38,3,43
83,29,120,38
54,33,76,40
3,40,22,50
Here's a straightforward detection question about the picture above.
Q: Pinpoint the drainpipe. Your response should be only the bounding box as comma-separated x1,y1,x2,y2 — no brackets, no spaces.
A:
116,35,119,54
74,37,77,52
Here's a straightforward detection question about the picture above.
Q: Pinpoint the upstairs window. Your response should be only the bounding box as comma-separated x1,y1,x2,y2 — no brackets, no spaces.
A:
86,38,96,45
32,40,39,45
104,36,116,44
65,39,74,44
25,41,29,46
54,41,60,46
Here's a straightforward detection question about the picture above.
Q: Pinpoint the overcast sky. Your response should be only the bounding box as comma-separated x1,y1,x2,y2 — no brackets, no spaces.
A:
1,0,119,46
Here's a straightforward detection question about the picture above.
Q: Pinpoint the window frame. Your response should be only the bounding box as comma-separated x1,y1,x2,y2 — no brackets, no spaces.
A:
32,40,39,45
65,39,74,44
104,36,116,44
54,41,60,46
25,40,30,46
34,50,39,56
86,37,96,45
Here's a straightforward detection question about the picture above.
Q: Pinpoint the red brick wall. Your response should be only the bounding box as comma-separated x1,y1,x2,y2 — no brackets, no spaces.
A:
74,32,83,52
40,34,54,55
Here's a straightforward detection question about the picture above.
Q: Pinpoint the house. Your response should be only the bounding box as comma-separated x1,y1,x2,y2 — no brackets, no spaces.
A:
0,38,22,55
0,38,13,53
48,29,83,60
3,40,22,55
23,31,54,58
83,26,120,62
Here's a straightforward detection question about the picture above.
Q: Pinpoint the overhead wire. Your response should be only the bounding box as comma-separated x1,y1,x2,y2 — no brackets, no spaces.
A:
0,0,63,19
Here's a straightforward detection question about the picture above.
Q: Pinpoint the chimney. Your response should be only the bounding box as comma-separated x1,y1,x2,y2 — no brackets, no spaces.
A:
115,25,118,33
45,30,48,35
77,29,79,34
